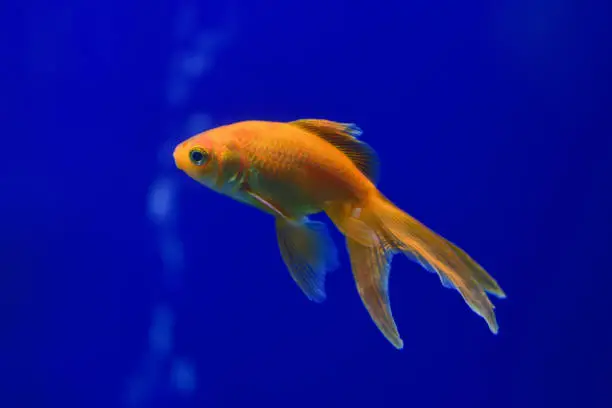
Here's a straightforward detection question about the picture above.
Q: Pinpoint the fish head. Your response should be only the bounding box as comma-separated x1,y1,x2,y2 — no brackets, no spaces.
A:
173,132,220,186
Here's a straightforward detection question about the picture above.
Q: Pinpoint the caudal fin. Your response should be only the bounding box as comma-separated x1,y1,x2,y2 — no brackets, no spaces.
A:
326,193,505,348
345,235,404,348
371,193,505,332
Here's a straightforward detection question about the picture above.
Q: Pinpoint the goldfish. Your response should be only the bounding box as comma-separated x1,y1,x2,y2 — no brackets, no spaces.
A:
173,119,506,349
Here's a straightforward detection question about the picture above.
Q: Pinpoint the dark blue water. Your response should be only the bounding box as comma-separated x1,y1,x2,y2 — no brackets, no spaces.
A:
4,1,611,407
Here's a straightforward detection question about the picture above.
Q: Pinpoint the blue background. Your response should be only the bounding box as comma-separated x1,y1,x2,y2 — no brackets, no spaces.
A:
4,1,611,407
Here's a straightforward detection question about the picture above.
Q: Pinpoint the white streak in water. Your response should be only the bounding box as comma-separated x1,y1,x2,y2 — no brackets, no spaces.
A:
123,3,235,407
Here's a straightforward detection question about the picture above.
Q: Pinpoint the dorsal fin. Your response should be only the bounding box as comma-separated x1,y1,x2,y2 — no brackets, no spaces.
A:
289,119,380,184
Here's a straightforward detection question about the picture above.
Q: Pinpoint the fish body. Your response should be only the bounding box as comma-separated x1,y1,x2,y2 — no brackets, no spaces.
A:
173,119,506,349
175,120,372,218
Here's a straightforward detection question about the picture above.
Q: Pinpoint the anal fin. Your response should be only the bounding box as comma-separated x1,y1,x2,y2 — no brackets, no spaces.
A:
324,201,379,248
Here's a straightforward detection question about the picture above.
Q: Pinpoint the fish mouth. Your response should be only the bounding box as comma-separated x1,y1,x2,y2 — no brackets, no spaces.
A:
172,146,183,170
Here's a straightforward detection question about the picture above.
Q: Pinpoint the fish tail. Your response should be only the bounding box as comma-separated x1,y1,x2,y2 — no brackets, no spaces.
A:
276,217,340,303
325,192,506,348
345,234,401,348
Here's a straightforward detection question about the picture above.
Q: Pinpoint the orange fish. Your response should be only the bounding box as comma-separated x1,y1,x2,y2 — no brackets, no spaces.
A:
173,119,506,349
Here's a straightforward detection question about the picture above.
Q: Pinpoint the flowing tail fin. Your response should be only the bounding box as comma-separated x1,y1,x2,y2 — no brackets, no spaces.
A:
326,193,506,348
345,235,403,348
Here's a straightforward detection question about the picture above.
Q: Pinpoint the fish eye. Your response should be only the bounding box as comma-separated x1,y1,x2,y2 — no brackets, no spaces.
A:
189,148,210,166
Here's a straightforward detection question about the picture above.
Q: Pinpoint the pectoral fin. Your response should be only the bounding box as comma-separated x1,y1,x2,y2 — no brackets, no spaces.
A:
241,183,291,219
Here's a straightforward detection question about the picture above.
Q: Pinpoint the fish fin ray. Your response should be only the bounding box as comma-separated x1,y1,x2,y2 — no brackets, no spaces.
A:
276,218,339,302
289,119,380,184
